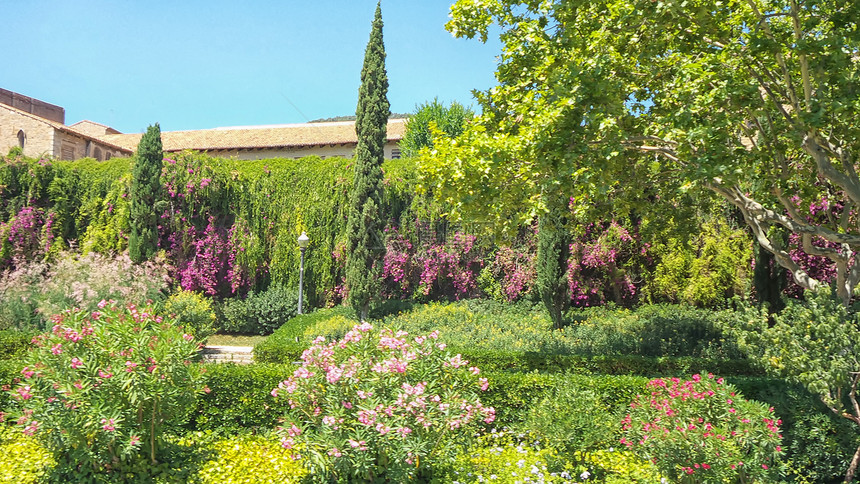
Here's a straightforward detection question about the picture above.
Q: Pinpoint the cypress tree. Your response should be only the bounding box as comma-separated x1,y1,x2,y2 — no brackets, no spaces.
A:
537,205,571,329
346,2,390,321
129,123,163,263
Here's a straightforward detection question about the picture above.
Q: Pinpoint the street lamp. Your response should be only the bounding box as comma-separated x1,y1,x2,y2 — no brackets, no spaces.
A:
297,232,310,314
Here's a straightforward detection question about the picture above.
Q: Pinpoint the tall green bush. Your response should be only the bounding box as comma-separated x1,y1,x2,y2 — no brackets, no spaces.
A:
346,2,390,321
129,124,163,263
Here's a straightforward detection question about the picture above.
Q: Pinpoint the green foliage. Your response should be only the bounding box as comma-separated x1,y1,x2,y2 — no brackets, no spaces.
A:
253,306,357,363
440,431,576,483
0,329,35,359
644,218,753,306
8,301,205,472
194,434,308,483
0,425,55,484
734,377,860,483
164,290,216,340
190,363,294,432
347,2,390,321
523,385,620,455
400,98,474,158
443,0,860,302
536,207,570,328
129,123,163,263
218,285,298,335
728,289,860,481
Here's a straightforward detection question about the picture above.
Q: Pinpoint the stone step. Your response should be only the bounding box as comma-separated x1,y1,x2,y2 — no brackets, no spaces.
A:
201,345,254,364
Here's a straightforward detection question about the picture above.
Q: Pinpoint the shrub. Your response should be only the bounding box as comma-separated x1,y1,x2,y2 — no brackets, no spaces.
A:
440,431,576,483
0,329,36,360
218,285,298,335
195,434,308,483
164,290,216,340
5,301,205,476
523,385,619,456
253,306,357,364
622,373,783,483
0,425,55,484
190,363,295,432
273,323,495,482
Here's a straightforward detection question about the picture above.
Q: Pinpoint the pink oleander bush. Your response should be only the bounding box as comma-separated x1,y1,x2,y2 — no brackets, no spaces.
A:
621,373,783,483
272,323,495,482
3,301,205,477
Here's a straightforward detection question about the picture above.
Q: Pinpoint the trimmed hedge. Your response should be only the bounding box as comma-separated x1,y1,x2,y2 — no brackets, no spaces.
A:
0,330,34,359
189,363,295,432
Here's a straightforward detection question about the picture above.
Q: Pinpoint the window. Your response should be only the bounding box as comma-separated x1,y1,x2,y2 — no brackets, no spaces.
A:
94,147,103,161
391,148,401,159
17,130,25,149
105,152,112,160
61,144,75,160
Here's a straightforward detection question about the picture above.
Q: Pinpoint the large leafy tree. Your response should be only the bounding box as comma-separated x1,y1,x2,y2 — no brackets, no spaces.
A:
346,2,390,321
429,0,860,303
400,99,474,158
129,123,163,263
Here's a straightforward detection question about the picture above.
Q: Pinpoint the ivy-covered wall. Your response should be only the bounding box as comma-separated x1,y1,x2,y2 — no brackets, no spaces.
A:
0,151,763,310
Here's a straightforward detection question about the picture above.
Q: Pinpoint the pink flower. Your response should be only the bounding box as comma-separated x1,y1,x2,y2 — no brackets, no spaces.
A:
129,435,141,446
183,333,193,341
327,447,342,457
280,437,294,449
348,439,368,450
20,367,35,378
16,385,33,400
479,378,489,391
101,418,116,432
51,343,63,355
97,299,108,309
70,357,83,369
125,361,138,372
98,369,113,379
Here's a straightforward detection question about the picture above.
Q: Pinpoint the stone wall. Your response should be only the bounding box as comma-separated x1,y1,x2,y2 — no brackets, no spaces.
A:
0,106,56,157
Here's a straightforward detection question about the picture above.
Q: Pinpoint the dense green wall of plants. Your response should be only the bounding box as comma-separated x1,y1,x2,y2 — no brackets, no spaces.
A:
0,151,761,315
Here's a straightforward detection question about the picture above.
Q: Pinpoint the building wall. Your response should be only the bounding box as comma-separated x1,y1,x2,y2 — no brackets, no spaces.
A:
183,141,402,161
52,131,123,161
0,89,65,124
0,106,56,157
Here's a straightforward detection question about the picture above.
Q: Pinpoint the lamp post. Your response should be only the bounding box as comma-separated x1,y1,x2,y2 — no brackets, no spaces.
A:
297,232,310,314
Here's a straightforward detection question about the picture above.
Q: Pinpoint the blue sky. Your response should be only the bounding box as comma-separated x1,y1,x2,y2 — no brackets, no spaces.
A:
4,1,501,134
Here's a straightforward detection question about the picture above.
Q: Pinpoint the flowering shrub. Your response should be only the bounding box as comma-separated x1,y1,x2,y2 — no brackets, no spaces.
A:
569,220,642,307
0,206,58,269
621,373,783,483
272,323,495,481
5,301,205,476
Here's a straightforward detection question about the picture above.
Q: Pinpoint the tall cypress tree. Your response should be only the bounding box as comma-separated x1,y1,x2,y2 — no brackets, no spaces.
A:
537,203,571,330
129,123,163,263
346,2,390,321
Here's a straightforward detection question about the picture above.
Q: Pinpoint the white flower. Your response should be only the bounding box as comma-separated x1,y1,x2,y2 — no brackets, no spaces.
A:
580,470,591,480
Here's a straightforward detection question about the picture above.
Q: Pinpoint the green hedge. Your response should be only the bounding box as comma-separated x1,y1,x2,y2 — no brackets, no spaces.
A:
189,363,295,432
0,330,35,360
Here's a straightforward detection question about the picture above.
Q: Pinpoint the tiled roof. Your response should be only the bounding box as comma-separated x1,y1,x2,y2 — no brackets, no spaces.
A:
1,104,133,154
99,118,407,152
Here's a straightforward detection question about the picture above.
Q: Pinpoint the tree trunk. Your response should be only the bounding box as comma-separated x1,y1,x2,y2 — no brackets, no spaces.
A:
844,443,860,483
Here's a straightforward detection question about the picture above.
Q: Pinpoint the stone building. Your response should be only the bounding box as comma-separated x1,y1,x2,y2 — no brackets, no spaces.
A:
0,89,132,160
1,89,405,161
101,119,406,161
